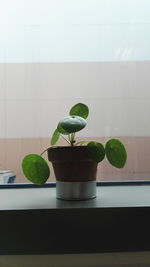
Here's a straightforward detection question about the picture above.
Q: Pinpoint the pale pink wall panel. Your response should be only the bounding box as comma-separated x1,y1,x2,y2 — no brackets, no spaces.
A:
0,137,150,183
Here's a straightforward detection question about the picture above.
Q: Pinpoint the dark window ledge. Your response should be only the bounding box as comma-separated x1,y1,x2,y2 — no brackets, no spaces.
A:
0,183,150,255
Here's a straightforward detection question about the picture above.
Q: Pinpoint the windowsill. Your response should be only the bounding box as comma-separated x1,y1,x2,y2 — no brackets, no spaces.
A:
0,184,150,255
1,183,150,210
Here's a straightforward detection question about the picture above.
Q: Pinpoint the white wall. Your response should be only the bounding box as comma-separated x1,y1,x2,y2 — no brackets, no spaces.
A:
0,0,150,62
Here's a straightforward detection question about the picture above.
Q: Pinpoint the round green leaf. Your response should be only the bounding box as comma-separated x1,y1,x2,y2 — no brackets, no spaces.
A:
87,141,105,163
69,103,89,119
51,129,60,145
105,139,127,168
22,154,50,185
58,115,87,133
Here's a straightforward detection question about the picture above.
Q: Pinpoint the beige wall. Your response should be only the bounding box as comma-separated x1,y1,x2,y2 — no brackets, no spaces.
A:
1,136,150,183
0,61,150,139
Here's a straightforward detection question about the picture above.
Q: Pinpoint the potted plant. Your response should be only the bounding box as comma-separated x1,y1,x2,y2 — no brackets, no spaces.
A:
22,103,127,200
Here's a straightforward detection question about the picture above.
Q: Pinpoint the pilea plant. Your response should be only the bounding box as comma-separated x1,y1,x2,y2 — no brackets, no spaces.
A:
22,103,127,185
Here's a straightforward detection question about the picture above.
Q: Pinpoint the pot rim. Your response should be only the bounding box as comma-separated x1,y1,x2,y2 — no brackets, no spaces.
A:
48,145,88,151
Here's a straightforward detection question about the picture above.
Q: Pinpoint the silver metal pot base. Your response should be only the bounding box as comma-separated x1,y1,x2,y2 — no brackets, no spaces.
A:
56,181,96,201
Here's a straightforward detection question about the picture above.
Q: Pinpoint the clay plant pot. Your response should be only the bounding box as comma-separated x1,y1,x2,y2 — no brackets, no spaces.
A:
47,146,98,200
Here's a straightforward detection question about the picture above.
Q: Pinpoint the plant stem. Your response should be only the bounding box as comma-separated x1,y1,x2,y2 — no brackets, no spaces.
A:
60,134,71,145
70,133,75,146
75,141,88,146
40,147,49,156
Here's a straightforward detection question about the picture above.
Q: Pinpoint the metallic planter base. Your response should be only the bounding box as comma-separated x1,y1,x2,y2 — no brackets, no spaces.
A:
56,181,96,201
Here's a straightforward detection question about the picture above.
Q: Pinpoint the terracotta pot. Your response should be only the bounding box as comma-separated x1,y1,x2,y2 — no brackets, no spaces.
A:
47,146,98,200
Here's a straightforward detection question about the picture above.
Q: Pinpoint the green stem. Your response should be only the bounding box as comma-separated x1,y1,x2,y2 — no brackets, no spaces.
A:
60,134,71,145
75,141,88,146
68,134,71,143
70,133,75,146
40,147,49,156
